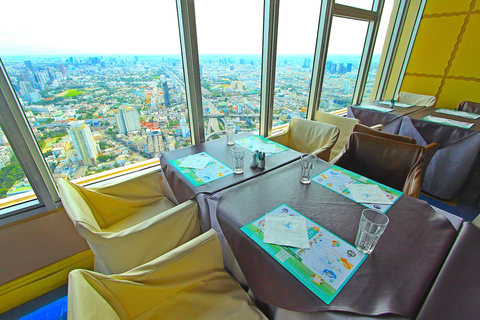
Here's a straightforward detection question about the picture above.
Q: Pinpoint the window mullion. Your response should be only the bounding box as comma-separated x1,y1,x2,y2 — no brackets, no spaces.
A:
307,0,335,120
260,0,280,137
176,0,205,144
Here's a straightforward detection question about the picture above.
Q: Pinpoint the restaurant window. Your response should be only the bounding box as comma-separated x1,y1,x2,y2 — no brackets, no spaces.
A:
195,0,263,140
0,0,190,190
319,17,369,111
363,0,395,101
274,0,322,127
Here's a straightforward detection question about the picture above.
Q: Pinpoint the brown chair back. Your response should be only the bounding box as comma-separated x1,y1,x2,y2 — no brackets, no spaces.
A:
353,123,417,144
333,132,426,198
456,101,480,114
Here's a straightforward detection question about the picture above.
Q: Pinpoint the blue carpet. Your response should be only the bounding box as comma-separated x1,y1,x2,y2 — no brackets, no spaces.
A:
19,296,67,320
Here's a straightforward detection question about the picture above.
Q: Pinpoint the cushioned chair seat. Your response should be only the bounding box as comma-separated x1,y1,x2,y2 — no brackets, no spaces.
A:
334,132,427,198
267,117,339,161
58,169,201,274
396,91,436,107
68,229,268,320
456,100,480,114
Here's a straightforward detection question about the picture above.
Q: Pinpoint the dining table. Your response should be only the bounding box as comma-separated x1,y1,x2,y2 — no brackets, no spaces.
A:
397,107,480,199
347,100,425,133
211,158,458,319
159,132,304,286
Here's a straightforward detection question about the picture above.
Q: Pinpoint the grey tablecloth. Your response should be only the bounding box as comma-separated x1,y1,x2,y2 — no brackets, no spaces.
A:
398,108,480,199
215,159,457,318
347,101,425,133
160,132,302,230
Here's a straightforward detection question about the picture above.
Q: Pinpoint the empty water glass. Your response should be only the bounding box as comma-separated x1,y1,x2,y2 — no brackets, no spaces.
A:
231,146,245,174
355,209,389,254
300,154,316,184
225,122,236,146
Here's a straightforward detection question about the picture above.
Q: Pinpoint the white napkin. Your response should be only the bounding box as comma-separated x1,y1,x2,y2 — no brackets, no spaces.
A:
263,214,310,248
179,154,211,169
347,184,392,204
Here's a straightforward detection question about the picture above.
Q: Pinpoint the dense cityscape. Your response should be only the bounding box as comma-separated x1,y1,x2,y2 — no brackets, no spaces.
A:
0,54,379,198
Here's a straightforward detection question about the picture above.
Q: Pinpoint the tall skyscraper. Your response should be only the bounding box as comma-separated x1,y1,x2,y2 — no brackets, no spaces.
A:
115,107,141,134
68,121,98,166
162,82,171,107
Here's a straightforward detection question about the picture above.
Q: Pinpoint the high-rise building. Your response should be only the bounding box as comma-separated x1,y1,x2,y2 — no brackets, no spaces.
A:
68,121,98,166
180,115,189,138
162,82,171,107
115,107,141,134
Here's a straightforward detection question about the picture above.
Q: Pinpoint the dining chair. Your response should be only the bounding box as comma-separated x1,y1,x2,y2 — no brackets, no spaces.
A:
351,125,439,188
353,123,417,144
57,169,201,274
396,91,437,107
314,110,361,162
267,117,340,161
333,132,427,198
456,100,480,114
67,229,268,320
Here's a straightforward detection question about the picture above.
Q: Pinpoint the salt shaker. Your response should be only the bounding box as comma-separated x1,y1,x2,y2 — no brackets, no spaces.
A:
250,150,258,168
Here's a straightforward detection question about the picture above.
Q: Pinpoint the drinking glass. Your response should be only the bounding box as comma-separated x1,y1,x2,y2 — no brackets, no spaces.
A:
231,146,245,174
355,209,389,254
225,122,236,146
300,154,316,184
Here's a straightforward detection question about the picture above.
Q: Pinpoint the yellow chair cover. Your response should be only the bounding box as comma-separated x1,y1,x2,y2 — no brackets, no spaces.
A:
314,110,360,162
267,117,339,161
396,91,437,107
68,229,268,320
58,169,201,274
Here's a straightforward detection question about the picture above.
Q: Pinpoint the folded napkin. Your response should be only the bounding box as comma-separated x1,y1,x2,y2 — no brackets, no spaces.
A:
347,183,392,204
263,213,310,248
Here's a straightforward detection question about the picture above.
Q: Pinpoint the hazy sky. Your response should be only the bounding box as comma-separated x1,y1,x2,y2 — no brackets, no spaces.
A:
0,0,392,56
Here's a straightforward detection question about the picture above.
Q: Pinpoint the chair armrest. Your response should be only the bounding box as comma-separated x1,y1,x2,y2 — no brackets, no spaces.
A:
267,130,290,147
83,200,201,274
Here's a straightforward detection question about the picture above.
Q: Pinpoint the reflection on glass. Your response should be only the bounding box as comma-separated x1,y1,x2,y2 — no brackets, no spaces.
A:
0,1,190,183
196,0,263,140
335,0,373,10
363,0,395,101
0,124,35,206
274,0,321,127
320,17,368,111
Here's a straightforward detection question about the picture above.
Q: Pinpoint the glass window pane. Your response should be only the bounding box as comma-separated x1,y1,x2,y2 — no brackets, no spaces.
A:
0,1,190,183
274,0,322,127
363,0,395,101
335,0,374,10
0,123,36,209
320,17,369,111
195,0,263,139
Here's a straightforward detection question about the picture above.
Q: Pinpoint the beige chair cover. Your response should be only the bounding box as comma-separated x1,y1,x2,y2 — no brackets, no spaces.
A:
58,169,201,274
68,229,267,320
267,117,339,161
314,110,360,162
396,91,437,107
